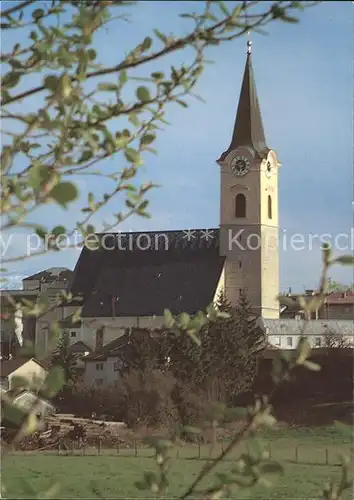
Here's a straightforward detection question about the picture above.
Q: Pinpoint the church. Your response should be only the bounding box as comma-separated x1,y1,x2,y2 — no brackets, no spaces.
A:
69,40,280,344
22,42,352,359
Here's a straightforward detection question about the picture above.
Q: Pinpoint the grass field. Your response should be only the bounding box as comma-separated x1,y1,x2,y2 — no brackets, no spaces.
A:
2,426,352,499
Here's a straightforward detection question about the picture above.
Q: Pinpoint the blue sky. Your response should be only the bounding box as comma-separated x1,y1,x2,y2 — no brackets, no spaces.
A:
1,1,353,292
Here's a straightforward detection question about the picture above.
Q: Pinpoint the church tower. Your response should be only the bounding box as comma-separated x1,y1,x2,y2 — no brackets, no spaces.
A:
217,41,280,319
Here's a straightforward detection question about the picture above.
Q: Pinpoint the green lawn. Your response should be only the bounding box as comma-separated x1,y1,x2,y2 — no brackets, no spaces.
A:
2,426,352,499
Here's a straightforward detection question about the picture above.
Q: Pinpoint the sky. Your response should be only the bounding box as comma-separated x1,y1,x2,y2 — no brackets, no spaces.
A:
1,0,353,292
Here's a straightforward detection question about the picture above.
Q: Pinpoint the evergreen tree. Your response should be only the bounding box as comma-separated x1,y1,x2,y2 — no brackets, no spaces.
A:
200,290,265,404
50,331,79,385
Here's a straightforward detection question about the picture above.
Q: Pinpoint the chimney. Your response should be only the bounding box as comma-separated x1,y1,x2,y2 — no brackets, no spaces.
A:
95,326,104,352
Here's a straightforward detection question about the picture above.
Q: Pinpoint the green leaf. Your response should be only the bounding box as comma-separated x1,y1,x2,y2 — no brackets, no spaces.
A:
282,15,299,23
128,113,140,127
87,49,96,60
49,182,78,208
176,99,188,108
44,75,58,92
141,37,152,51
136,86,151,103
119,70,128,85
98,83,118,92
334,255,354,266
296,338,311,364
41,366,65,398
218,1,230,16
140,134,155,146
164,309,174,328
27,162,51,190
153,29,168,43
151,72,164,80
179,312,190,329
2,72,21,89
303,360,321,372
124,148,140,163
186,330,201,347
32,8,44,20
51,226,66,237
79,150,93,163
36,228,47,240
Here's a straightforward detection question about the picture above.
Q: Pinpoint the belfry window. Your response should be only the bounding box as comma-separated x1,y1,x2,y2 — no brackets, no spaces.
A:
268,195,272,219
235,193,246,218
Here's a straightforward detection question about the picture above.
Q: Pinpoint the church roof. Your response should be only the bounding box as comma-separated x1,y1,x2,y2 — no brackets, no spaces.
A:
70,229,224,318
218,47,269,162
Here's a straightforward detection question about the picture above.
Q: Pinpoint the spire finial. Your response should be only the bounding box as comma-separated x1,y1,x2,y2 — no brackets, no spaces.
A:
247,39,252,54
244,1,252,54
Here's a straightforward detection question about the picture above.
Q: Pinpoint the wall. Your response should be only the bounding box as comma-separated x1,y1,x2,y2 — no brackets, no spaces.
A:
8,359,47,390
267,333,354,350
81,316,165,349
84,357,123,387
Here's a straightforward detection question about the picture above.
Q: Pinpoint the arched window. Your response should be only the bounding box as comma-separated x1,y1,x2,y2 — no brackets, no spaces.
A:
268,195,272,219
235,193,246,218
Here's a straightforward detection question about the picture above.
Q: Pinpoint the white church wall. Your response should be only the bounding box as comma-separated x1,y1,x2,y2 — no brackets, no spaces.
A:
81,315,165,349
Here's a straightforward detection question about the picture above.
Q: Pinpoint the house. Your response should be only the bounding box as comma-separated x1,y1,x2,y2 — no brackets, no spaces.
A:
279,290,354,321
0,357,48,391
262,319,354,349
83,335,128,387
1,268,76,357
11,389,55,417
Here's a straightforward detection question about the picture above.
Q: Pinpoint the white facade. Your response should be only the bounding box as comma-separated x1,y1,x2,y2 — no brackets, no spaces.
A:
263,319,354,350
84,356,123,387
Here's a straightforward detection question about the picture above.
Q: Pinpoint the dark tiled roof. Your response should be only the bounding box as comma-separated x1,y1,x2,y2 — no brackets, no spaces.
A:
218,52,269,162
60,314,82,328
70,229,224,317
85,335,128,361
68,341,92,354
23,267,73,282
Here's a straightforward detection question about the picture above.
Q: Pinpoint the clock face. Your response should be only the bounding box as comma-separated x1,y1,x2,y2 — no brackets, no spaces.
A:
230,155,250,176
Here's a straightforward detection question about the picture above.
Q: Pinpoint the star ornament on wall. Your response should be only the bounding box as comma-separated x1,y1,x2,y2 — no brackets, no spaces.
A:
200,229,214,242
183,229,196,241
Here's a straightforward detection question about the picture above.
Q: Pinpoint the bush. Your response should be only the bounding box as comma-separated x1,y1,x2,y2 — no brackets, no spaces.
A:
117,370,179,429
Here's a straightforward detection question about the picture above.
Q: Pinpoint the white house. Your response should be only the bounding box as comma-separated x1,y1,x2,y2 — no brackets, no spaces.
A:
0,357,48,391
83,336,127,387
262,319,354,349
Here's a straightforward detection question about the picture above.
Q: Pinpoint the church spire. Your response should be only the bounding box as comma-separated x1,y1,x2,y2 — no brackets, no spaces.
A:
218,41,269,162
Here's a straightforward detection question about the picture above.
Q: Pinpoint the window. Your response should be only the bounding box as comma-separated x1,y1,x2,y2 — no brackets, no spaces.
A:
70,331,76,338
113,362,120,372
96,363,103,371
274,337,281,346
95,379,103,386
268,195,272,219
286,336,293,347
315,337,321,348
238,260,242,268
235,193,246,218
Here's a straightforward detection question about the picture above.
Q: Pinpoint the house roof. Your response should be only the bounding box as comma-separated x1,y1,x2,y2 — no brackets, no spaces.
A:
68,341,92,354
0,357,47,377
70,229,225,317
23,267,73,282
60,314,82,328
217,49,269,162
85,334,128,361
